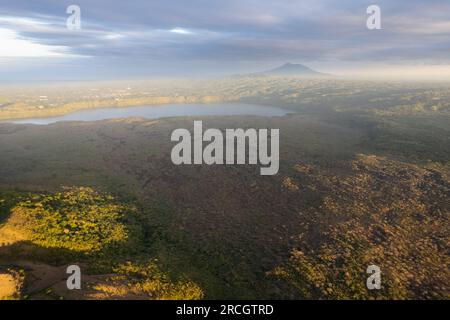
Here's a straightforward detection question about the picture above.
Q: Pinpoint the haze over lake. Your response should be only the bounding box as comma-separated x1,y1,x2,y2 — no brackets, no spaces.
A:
8,103,289,125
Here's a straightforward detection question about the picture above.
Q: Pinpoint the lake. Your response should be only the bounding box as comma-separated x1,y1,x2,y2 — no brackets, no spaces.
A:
9,103,289,125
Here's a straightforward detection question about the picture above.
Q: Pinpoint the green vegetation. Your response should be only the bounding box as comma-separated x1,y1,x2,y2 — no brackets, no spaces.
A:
272,155,449,299
13,187,132,252
111,262,203,300
0,78,449,300
0,187,203,300
1,78,449,121
0,190,28,223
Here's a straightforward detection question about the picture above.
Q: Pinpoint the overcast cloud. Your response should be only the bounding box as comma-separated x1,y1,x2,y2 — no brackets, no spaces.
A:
0,0,449,80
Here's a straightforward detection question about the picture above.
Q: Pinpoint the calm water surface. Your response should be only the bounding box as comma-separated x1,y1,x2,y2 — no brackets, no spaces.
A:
9,103,289,125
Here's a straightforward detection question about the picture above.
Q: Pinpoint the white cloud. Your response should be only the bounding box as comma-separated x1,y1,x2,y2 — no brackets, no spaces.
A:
103,32,126,40
0,28,72,57
169,27,194,35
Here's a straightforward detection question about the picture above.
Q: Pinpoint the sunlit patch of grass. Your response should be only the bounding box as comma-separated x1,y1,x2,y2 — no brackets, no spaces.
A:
110,261,204,300
5,187,135,253
0,268,25,300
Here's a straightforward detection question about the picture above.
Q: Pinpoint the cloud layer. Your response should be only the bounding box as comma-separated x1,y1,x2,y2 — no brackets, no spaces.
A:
1,0,449,79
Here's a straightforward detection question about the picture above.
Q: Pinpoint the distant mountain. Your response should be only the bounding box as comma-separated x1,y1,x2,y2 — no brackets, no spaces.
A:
259,63,327,77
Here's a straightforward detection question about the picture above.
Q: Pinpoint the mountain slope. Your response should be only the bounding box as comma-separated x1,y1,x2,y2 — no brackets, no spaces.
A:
260,63,327,76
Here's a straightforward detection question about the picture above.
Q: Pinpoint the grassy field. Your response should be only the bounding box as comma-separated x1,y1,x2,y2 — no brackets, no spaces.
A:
0,80,449,299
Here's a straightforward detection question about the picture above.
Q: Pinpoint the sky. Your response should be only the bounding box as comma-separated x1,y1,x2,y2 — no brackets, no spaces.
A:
0,0,450,81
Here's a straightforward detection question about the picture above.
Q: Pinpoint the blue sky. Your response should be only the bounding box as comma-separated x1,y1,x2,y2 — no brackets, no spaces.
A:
1,0,449,80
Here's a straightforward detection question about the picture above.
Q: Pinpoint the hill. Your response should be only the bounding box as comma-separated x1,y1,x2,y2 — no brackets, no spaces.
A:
259,63,327,77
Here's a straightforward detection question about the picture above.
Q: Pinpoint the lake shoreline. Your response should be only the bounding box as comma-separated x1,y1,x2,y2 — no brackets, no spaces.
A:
4,103,290,125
